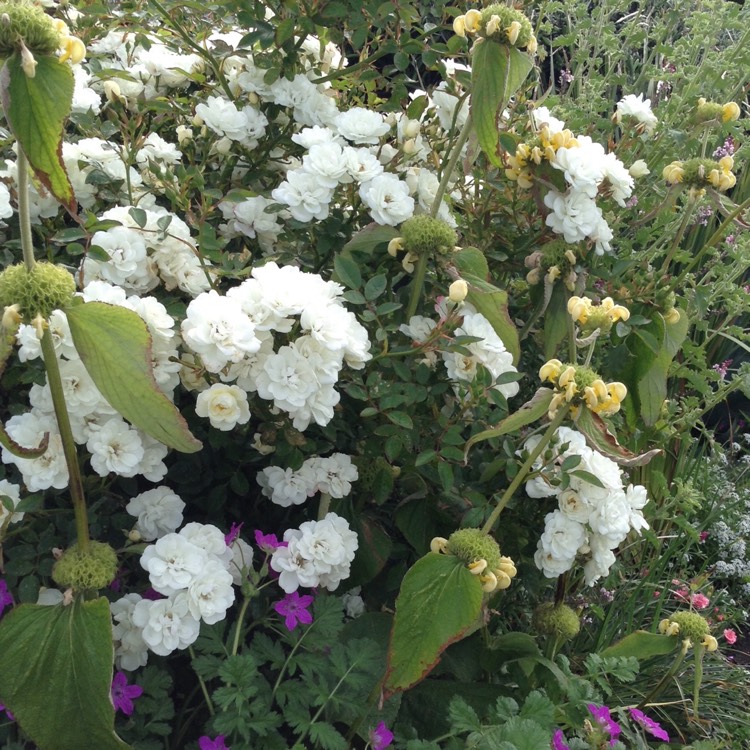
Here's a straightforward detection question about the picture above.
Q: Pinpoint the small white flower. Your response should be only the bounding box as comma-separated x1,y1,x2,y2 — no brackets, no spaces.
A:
132,593,201,656
126,486,186,541
140,533,209,595
185,559,235,624
111,593,150,671
334,107,390,144
195,383,251,431
87,418,145,478
359,173,415,226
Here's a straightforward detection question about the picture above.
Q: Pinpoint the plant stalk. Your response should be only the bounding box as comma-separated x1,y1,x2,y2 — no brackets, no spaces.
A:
636,637,689,710
17,150,36,272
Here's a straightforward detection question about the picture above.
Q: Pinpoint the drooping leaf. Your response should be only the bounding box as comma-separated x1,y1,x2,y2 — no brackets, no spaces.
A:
342,222,400,256
384,553,483,696
465,387,553,458
65,301,201,453
453,247,490,280
0,598,132,750
600,630,679,660
0,53,76,213
0,422,49,459
574,407,661,467
471,42,533,166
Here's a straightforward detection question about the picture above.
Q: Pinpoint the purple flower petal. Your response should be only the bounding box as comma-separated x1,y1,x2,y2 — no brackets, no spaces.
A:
199,735,229,750
629,708,670,742
111,671,143,716
273,591,314,631
370,721,394,750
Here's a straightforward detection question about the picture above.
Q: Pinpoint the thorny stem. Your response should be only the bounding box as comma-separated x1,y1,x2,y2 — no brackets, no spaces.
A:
17,151,36,272
40,326,90,551
481,405,569,534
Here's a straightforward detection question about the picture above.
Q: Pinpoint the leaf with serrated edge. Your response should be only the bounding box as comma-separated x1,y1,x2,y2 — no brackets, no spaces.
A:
384,553,483,697
0,54,76,213
65,301,201,453
465,388,553,459
575,407,661,467
0,598,132,750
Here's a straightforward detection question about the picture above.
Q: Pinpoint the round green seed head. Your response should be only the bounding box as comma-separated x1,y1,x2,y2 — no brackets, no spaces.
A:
446,528,501,571
0,262,76,321
52,541,118,591
668,611,711,642
532,602,581,641
479,5,533,47
681,157,721,188
0,1,61,56
400,215,457,257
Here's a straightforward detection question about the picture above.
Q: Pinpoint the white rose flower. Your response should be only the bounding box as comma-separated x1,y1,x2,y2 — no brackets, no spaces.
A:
534,510,588,578
132,593,201,656
185,559,235,624
301,142,350,187
87,418,145,478
334,107,390,144
126,486,186,541
588,492,632,545
195,383,251,431
257,466,311,507
0,479,24,526
359,173,415,226
111,593,150,671
271,168,334,222
583,535,618,585
140,533,209,595
179,522,233,567
271,535,322,592
616,94,658,135
343,146,384,183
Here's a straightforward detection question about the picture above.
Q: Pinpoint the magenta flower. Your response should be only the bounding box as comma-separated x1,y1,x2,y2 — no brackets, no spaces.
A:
0,579,14,618
369,721,394,750
255,530,287,553
587,704,621,746
111,671,143,716
551,729,570,749
225,522,244,546
274,591,314,631
0,702,15,721
629,708,670,742
199,736,229,750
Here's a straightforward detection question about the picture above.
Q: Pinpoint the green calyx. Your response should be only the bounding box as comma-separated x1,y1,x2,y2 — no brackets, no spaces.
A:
400,215,457,257
667,611,711,641
52,541,118,591
0,1,61,56
446,528,501,570
532,602,581,641
479,5,533,47
0,262,76,321
681,157,722,187
694,101,723,124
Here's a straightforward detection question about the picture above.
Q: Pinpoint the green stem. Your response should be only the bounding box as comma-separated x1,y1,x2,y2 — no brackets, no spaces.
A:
17,150,36,272
692,643,706,718
481,406,569,534
40,326,90,551
659,194,698,275
317,492,331,521
405,112,473,320
231,597,251,656
636,638,689,710
189,645,215,716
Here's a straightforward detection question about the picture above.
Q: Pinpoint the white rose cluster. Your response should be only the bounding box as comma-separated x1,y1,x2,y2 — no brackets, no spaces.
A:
526,427,649,585
257,453,358,507
1,281,181,490
181,262,371,431
400,303,519,400
111,522,253,665
270,513,358,593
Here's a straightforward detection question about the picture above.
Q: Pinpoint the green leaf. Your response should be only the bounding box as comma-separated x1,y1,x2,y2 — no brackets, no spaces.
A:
600,630,679,660
65,301,201,453
471,43,532,166
465,388,553,457
0,53,76,213
333,254,362,289
0,598,132,750
384,553,483,696
453,247,489,280
543,283,569,361
341,222,399,256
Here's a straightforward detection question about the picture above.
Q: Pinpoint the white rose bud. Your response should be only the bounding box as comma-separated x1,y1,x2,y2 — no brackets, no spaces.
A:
176,125,193,145
449,279,469,303
629,159,650,178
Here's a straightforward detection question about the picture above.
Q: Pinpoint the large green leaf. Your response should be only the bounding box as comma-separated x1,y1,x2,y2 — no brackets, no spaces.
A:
65,301,202,453
0,598,132,750
543,283,569,361
471,42,532,166
465,388,553,457
600,630,678,660
384,553,483,696
0,53,76,213
637,310,689,426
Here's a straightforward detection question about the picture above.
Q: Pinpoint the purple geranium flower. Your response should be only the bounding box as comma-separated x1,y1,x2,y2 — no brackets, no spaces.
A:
0,579,14,618
199,735,229,750
370,721,394,750
225,522,244,546
111,671,143,716
551,728,571,750
629,708,670,742
273,591,314,631
254,529,287,553
587,704,622,746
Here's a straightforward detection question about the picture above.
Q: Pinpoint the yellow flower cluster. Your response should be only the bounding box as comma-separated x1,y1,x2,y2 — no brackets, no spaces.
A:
430,537,518,593
56,20,86,65
540,360,627,418
506,125,578,188
453,6,537,54
567,296,630,327
662,156,736,191
658,617,718,651
708,156,736,191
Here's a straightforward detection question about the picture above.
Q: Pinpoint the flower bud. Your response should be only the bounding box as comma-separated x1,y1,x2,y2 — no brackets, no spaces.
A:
629,159,650,178
103,80,123,104
721,102,741,122
448,279,469,303
176,124,193,145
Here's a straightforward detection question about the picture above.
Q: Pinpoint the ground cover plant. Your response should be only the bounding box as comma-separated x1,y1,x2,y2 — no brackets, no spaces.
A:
0,0,749,748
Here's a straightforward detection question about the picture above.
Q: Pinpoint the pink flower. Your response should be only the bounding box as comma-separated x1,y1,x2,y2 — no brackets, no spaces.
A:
552,729,571,749
199,736,229,750
0,580,13,618
587,704,621,746
629,708,669,742
273,591,314,631
724,628,738,645
691,593,710,610
110,671,143,716
370,721,394,750
254,530,287,553
224,522,243,546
